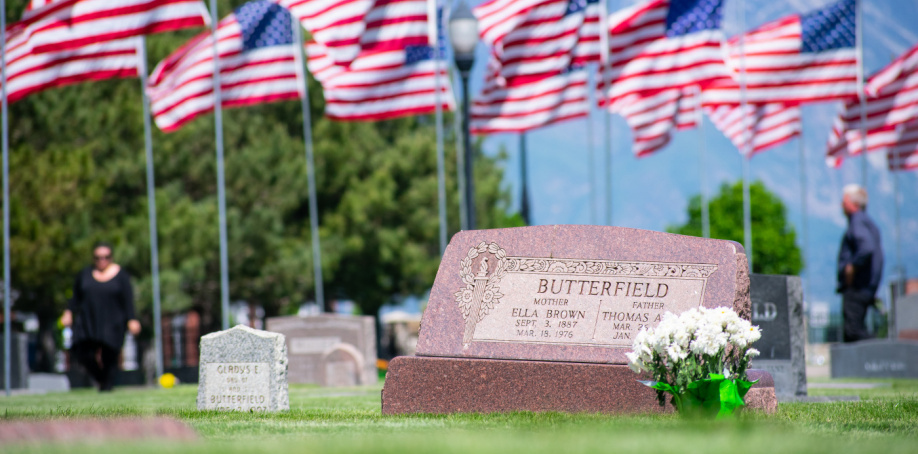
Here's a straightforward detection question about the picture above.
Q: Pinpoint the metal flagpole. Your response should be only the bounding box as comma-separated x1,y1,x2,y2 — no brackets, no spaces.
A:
605,111,613,225
798,120,809,303
696,86,710,238
292,21,325,311
599,0,613,226
892,125,904,295
428,0,447,251
208,0,231,330
519,132,530,224
444,0,466,232
137,37,164,380
738,0,753,271
453,67,468,231
586,66,597,225
855,0,868,186
2,0,11,397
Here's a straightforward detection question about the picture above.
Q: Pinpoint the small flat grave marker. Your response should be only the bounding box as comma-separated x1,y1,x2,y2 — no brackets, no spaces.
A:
831,340,918,378
197,325,289,411
0,418,197,443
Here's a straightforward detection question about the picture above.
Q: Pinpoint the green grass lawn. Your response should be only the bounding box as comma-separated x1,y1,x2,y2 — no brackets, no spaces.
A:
2,379,917,454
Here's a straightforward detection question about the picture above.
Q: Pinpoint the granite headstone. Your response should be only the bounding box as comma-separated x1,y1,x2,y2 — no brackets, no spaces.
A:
749,274,807,399
381,225,776,414
197,325,289,411
265,314,377,386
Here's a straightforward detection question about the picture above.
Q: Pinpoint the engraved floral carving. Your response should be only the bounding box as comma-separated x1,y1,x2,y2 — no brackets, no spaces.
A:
504,258,716,278
455,242,508,347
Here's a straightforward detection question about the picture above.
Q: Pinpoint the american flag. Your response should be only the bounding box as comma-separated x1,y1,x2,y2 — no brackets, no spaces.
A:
599,0,729,105
269,0,374,67
18,0,209,54
834,122,918,171
473,0,600,83
827,123,918,169
701,79,801,156
825,42,918,166
2,27,139,103
474,0,547,55
305,0,453,121
306,41,453,121
704,102,801,156
609,86,698,157
705,0,857,105
147,1,302,132
887,122,918,172
470,60,588,134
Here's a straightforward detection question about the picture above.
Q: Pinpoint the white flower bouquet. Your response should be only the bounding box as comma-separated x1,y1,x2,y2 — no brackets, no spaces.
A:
626,306,762,418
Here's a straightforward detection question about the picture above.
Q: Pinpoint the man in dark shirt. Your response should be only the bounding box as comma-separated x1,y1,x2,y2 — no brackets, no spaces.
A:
837,184,884,342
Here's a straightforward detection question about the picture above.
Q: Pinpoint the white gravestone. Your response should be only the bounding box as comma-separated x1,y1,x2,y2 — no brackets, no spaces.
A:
197,325,289,411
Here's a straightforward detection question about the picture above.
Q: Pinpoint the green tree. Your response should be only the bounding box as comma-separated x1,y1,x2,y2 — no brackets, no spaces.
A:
3,0,520,336
667,181,803,276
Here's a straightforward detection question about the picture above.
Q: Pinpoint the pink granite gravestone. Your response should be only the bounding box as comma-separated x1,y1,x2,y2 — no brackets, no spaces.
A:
381,225,776,414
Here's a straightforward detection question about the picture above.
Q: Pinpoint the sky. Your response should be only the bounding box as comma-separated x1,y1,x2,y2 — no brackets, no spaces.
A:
454,0,918,334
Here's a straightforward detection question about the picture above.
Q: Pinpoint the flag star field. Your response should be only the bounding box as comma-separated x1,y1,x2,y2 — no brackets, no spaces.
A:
800,0,855,53
665,0,724,37
237,0,295,51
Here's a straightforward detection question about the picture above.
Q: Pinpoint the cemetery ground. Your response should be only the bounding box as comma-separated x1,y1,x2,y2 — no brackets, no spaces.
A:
1,378,917,454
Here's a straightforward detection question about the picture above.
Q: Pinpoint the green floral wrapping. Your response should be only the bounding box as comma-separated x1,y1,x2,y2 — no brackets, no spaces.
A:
647,374,758,419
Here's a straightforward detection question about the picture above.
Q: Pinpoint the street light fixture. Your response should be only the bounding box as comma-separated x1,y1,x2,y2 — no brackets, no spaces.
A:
449,0,477,230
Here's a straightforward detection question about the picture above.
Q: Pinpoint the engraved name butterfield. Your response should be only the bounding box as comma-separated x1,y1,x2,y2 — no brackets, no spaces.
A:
202,362,271,412
455,242,717,348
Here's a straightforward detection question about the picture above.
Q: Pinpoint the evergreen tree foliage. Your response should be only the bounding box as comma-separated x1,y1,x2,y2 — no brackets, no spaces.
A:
667,181,803,276
3,0,520,332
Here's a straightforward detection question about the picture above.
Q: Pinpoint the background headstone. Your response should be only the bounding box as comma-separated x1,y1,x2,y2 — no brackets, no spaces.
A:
197,325,288,411
0,332,29,389
379,312,421,358
894,293,918,340
750,274,807,399
382,225,776,414
831,340,918,378
266,314,377,387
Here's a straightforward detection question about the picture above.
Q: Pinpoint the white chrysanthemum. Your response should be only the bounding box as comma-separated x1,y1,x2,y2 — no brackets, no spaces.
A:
713,332,729,348
627,306,762,383
666,344,687,362
729,332,749,348
626,351,644,372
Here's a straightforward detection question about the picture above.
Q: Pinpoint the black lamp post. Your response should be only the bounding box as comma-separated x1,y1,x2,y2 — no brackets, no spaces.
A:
449,0,477,230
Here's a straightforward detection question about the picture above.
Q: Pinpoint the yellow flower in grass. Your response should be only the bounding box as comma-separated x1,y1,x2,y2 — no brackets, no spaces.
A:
159,373,178,389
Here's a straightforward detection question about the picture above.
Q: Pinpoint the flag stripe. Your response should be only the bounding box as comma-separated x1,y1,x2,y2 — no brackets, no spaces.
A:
470,60,588,134
19,0,208,54
704,102,800,155
2,26,139,103
271,0,374,66
610,86,698,157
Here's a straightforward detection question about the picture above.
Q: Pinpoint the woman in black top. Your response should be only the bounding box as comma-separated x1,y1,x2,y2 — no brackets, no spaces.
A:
61,242,141,391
